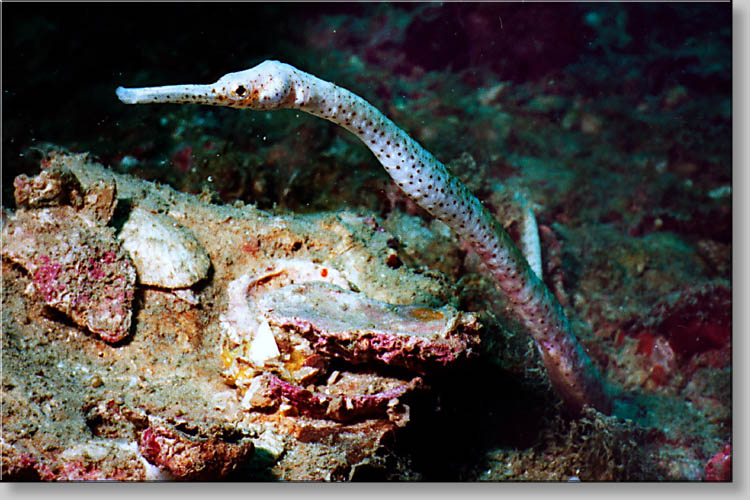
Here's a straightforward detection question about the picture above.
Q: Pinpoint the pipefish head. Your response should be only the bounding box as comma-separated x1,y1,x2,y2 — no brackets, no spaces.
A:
116,60,294,110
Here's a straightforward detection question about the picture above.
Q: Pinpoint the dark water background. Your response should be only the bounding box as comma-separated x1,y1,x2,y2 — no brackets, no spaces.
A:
2,2,730,204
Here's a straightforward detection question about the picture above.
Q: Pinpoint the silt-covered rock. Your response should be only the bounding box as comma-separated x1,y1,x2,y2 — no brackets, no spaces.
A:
2,166,135,343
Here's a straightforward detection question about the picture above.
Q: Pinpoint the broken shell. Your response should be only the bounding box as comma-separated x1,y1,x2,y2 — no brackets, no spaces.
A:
248,319,281,365
219,260,350,381
118,206,211,288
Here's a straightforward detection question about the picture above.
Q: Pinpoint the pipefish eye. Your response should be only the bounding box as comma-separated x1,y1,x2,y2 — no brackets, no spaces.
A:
235,85,246,96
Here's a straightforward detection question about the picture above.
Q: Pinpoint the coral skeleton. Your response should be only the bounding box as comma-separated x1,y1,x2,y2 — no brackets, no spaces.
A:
117,60,611,414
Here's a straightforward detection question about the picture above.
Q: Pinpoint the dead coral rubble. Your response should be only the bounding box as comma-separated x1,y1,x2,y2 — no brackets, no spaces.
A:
240,372,422,425
218,264,480,426
137,419,255,481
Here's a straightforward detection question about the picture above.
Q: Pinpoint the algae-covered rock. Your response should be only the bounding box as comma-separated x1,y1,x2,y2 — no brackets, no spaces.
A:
2,166,135,343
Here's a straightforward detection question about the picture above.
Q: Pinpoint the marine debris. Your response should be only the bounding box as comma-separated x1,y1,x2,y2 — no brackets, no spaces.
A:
117,60,610,414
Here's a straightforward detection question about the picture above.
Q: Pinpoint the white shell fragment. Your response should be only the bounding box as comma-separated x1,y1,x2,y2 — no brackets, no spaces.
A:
248,319,281,365
118,206,211,288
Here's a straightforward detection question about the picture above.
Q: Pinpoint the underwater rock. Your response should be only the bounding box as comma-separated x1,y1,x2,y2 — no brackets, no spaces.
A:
259,281,481,374
80,179,119,224
118,206,211,289
13,165,85,210
138,420,255,480
220,260,478,425
241,372,421,425
270,417,402,481
13,164,118,225
2,167,136,343
1,441,148,481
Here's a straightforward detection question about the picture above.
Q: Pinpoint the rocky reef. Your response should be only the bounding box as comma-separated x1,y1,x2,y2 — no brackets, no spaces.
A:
2,152,481,480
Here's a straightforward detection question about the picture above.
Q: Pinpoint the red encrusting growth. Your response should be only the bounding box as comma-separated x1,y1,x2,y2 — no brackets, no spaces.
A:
631,282,731,359
704,444,732,481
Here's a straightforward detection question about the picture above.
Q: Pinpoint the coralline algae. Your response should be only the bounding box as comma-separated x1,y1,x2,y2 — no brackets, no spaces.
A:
259,281,480,374
2,166,135,343
137,418,255,480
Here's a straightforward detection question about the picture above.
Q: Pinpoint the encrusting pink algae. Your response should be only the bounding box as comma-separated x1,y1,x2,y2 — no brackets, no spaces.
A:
117,60,611,415
2,166,136,343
